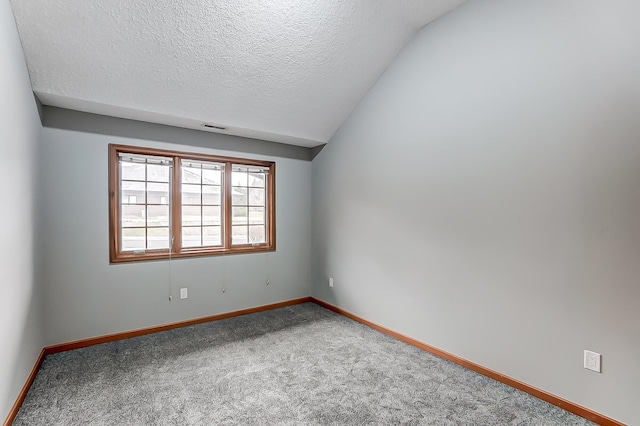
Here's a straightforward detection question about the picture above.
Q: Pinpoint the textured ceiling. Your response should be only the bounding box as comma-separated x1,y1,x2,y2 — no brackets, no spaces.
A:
11,0,465,147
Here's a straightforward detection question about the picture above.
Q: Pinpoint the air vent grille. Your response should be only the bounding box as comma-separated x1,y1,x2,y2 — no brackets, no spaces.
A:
202,123,227,130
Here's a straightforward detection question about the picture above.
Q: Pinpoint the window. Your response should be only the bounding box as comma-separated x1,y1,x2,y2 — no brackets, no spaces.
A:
109,144,275,262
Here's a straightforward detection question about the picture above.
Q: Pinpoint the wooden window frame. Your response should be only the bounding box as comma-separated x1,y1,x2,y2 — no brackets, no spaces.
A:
109,144,275,263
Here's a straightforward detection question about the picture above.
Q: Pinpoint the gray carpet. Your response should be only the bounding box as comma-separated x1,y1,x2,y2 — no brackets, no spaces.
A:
14,303,594,425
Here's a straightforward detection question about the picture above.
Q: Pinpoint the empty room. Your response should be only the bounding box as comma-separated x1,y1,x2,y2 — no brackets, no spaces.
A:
1,0,638,424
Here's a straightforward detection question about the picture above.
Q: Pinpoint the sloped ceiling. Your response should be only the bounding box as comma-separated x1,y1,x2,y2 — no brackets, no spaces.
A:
11,0,465,147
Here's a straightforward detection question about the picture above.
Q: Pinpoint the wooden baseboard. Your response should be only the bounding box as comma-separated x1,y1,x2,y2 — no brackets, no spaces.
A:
3,349,46,426
3,297,311,425
45,297,312,354
310,297,624,426
4,296,623,426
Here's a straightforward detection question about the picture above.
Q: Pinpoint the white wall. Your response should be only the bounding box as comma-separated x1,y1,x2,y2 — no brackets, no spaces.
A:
312,0,640,423
39,126,311,345
0,0,44,421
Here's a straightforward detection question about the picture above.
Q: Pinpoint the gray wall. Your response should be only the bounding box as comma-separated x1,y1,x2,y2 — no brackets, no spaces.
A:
39,125,311,345
0,0,44,420
311,0,640,423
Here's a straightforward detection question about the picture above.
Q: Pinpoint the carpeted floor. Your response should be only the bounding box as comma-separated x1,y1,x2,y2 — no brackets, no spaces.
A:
14,303,594,425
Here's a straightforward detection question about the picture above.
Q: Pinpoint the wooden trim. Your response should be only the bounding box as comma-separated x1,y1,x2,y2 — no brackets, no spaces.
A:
108,145,119,263
44,297,312,354
3,349,46,426
171,156,182,252
6,296,622,426
109,245,276,263
223,159,232,249
109,144,275,168
309,298,625,426
267,162,276,251
108,143,276,263
4,297,311,425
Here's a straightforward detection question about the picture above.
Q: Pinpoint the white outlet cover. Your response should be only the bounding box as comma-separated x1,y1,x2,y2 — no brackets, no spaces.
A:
180,288,188,299
329,278,334,288
584,350,601,373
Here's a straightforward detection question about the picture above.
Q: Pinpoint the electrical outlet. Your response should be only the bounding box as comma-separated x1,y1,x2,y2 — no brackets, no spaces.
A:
180,288,188,299
584,350,601,373
329,277,334,288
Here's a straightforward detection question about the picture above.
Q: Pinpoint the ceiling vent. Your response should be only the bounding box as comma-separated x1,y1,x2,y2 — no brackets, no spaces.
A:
202,123,227,130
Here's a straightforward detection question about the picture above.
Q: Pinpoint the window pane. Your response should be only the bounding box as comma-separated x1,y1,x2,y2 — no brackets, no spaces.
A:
232,225,248,245
249,225,265,244
182,206,201,226
121,228,145,251
202,185,221,205
147,164,170,182
249,207,265,225
202,168,222,185
232,170,247,187
248,172,265,188
232,207,248,225
203,226,221,246
148,205,169,227
203,206,221,225
122,205,146,228
147,182,169,204
183,166,201,184
232,187,247,205
248,188,265,206
182,227,202,248
147,227,169,249
182,184,201,204
121,181,146,204
121,162,145,181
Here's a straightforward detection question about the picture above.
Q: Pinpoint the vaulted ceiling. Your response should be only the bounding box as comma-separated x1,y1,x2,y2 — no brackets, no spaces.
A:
11,0,465,147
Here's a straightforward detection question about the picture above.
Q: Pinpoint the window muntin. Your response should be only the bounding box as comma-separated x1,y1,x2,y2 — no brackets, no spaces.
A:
109,145,275,262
